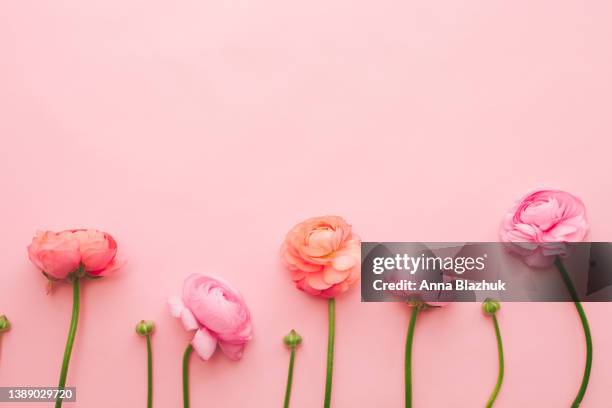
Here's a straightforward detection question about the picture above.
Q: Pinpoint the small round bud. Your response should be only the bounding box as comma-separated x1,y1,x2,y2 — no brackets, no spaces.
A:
0,315,10,332
482,298,500,315
283,329,302,348
135,320,155,336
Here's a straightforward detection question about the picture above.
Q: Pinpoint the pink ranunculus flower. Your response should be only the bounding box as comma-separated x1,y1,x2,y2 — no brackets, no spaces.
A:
169,274,253,361
500,190,589,267
28,229,123,280
281,215,361,298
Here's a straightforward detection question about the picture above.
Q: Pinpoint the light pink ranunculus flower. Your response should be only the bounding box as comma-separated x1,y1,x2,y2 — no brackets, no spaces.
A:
27,231,82,280
28,229,123,280
169,274,253,361
281,216,361,298
500,190,589,267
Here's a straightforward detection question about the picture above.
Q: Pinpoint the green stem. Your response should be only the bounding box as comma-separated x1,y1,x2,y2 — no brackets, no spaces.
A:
55,277,80,408
324,298,335,408
555,256,592,408
146,335,153,408
486,315,504,408
283,347,296,408
405,306,419,408
182,344,193,408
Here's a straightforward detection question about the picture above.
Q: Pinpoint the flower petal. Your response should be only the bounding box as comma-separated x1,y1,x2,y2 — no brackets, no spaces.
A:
306,272,332,290
168,297,199,330
331,254,356,271
323,266,350,285
219,341,246,360
192,328,218,360
181,307,199,331
168,297,184,318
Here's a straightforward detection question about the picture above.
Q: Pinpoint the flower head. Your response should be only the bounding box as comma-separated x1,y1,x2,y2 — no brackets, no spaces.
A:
500,190,589,267
169,274,253,361
281,216,361,298
482,298,500,315
0,315,10,332
28,229,123,281
283,329,303,348
135,320,155,336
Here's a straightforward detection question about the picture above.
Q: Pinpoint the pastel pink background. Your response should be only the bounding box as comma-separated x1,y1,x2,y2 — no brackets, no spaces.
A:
1,1,611,407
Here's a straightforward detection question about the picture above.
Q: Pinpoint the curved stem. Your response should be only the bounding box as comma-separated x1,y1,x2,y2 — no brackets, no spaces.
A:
555,256,592,408
405,306,419,408
55,278,80,408
324,298,335,408
182,344,193,408
283,347,296,408
486,315,504,408
146,335,153,408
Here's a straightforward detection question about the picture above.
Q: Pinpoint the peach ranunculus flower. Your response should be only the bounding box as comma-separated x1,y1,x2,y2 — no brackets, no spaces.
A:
169,274,253,361
281,216,361,298
499,190,589,267
28,229,122,281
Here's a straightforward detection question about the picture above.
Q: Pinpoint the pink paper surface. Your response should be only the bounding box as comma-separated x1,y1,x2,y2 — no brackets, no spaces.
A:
1,0,612,406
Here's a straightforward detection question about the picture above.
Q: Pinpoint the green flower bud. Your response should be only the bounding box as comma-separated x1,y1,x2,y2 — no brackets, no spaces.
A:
482,298,500,315
283,329,302,348
135,320,155,336
0,315,10,332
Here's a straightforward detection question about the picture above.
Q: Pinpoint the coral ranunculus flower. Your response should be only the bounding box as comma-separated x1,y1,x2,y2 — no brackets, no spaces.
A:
27,231,81,280
281,215,361,298
500,190,589,267
26,228,122,408
72,229,122,276
28,229,123,280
